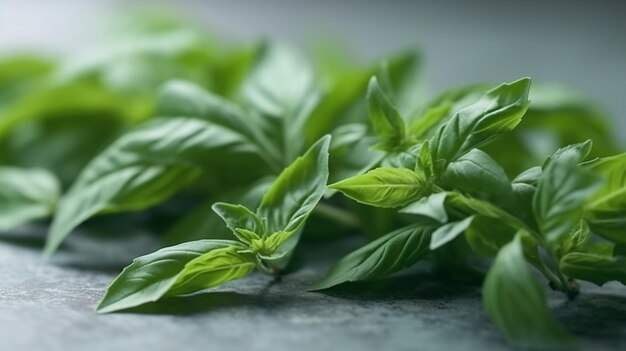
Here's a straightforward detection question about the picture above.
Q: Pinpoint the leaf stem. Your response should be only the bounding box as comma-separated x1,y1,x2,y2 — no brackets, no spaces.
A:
313,202,361,229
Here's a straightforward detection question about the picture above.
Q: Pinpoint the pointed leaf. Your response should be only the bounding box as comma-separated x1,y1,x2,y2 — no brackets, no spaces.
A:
429,78,531,167
330,167,427,208
96,240,252,313
258,135,331,234
483,235,576,348
311,223,435,290
430,216,474,250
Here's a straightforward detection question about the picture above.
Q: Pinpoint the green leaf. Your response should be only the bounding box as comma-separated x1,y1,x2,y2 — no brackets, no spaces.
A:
560,251,626,286
212,202,263,235
310,223,435,290
416,141,434,179
400,192,448,223
584,153,626,243
166,245,255,296
330,167,427,208
443,149,511,194
0,82,151,184
445,192,531,234
240,42,320,162
429,78,531,167
96,240,253,313
587,153,626,211
533,144,603,244
429,216,474,250
157,80,281,168
367,76,406,151
258,135,331,235
465,216,516,258
483,235,576,348
407,103,451,139
0,167,60,231
46,112,268,256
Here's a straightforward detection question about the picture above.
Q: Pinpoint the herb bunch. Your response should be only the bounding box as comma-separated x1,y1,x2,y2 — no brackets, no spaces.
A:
0,15,624,350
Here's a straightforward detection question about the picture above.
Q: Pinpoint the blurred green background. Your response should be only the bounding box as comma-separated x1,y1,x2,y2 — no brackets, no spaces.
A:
1,0,624,137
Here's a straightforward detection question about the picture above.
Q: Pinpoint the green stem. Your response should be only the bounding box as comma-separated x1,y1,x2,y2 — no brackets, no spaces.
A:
256,257,280,277
313,202,361,229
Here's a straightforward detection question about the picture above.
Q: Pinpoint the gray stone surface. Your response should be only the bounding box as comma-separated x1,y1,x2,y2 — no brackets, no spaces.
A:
1,229,626,351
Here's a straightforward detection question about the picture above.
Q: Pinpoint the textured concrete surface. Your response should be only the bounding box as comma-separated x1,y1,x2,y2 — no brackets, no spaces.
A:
1,227,626,351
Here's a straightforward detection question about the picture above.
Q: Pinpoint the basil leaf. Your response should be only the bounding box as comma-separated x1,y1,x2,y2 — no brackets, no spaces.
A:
429,78,531,167
429,216,474,250
400,192,448,223
330,167,427,208
240,42,320,162
585,153,626,243
157,80,281,167
445,192,531,234
368,76,406,151
310,223,435,290
258,135,331,235
443,149,511,194
587,153,626,211
407,103,451,139
0,167,59,231
212,202,263,235
483,235,576,348
0,82,150,185
96,239,252,313
46,113,266,256
533,144,603,244
465,216,516,258
560,251,626,286
165,245,255,296
378,50,425,118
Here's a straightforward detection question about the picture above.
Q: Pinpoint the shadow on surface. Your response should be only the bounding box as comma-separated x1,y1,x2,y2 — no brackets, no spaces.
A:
119,287,300,316
554,292,626,339
315,271,481,301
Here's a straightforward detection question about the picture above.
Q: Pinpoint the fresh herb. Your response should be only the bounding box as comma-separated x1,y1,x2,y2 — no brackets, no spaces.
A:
1,15,624,349
97,135,330,313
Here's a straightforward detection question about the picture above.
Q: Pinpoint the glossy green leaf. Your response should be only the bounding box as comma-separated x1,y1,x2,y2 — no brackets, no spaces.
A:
96,240,252,313
584,153,626,243
212,202,263,235
429,216,474,250
400,192,448,223
445,192,531,234
560,251,626,286
0,167,60,231
533,144,603,244
587,153,626,211
330,167,427,208
258,135,331,235
429,78,531,167
46,112,267,256
443,149,511,194
311,223,435,290
483,235,576,348
166,245,255,296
